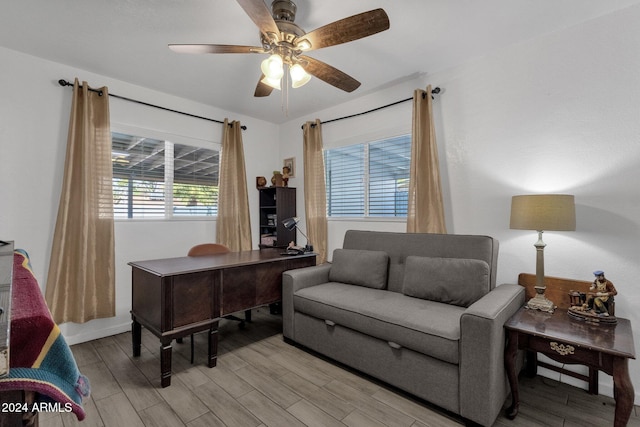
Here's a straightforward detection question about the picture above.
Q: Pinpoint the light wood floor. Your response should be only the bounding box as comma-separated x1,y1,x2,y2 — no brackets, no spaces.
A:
41,309,639,427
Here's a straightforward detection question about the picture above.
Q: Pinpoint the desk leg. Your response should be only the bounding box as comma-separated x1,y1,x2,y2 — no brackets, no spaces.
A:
132,319,141,357
612,357,634,427
588,367,599,395
505,330,520,419
160,339,172,388
208,321,219,368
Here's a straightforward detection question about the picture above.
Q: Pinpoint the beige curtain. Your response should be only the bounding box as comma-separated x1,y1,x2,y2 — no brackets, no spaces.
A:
302,120,328,264
407,85,447,234
216,119,252,251
45,78,115,324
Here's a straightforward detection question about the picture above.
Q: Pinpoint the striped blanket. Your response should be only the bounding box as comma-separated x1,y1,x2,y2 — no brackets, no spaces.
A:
0,250,89,420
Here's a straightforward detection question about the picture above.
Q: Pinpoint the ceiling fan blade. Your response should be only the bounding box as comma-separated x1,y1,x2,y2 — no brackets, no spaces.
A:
296,9,389,51
254,74,275,97
169,44,263,54
236,0,280,42
300,55,360,93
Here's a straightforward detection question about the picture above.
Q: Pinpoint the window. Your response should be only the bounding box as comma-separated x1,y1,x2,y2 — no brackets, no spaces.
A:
112,131,219,219
324,135,411,217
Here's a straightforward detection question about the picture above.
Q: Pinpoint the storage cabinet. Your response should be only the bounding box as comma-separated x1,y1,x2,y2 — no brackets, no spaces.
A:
258,187,296,248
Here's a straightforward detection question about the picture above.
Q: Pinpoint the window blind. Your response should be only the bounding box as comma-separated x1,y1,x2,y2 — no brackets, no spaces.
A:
325,134,410,217
368,135,410,217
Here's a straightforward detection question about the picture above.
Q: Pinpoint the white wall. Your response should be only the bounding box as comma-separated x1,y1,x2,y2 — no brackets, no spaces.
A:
0,46,280,343
279,4,640,402
2,2,639,403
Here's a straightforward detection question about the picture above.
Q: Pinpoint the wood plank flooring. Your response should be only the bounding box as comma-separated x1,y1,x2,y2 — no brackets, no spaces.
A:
41,309,639,427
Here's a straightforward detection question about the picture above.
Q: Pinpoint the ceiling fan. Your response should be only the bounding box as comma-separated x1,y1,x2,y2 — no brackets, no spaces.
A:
169,0,390,97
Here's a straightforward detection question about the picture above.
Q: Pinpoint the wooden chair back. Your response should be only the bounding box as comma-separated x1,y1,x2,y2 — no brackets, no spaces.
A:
187,243,230,257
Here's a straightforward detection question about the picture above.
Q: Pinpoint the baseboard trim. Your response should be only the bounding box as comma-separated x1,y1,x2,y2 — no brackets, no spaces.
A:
62,321,131,346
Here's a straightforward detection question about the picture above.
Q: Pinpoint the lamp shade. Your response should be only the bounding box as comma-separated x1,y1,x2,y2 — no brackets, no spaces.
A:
260,75,281,90
290,64,311,88
260,54,284,80
510,194,576,231
282,217,300,231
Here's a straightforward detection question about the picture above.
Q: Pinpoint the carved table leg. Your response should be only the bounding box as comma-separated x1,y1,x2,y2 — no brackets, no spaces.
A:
612,357,634,427
505,330,520,419
160,339,172,388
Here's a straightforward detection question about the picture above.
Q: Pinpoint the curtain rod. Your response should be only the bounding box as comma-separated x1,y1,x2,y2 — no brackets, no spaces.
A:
58,79,247,130
302,87,440,129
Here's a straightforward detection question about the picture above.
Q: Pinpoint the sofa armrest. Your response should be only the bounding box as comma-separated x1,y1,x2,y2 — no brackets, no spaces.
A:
282,264,332,340
459,283,525,426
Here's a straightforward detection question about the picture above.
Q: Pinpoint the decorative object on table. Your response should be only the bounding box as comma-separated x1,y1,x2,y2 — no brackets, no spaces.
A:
282,217,312,252
282,165,290,187
271,171,283,186
510,194,576,313
256,176,267,188
283,157,295,178
568,270,618,324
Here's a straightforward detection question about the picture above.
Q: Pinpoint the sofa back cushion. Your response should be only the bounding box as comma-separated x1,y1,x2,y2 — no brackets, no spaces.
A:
342,230,498,293
329,249,389,289
402,256,490,307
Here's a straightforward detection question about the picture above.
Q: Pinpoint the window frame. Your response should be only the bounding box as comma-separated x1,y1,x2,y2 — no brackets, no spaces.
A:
111,124,221,221
324,133,411,220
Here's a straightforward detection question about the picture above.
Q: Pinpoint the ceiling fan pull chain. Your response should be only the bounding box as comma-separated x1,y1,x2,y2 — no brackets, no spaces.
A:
285,67,290,117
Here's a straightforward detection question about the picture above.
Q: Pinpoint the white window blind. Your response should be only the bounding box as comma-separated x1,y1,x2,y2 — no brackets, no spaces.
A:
325,144,365,216
325,134,410,217
368,136,410,216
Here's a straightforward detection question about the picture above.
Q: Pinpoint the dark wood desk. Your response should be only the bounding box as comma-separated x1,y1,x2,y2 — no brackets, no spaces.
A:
504,307,635,427
129,249,316,387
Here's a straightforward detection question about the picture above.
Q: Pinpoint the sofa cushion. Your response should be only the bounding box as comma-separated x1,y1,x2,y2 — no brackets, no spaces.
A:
294,282,465,364
328,249,389,289
402,256,490,307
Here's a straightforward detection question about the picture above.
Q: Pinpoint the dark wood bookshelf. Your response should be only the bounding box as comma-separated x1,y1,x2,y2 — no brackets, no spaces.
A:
258,187,296,248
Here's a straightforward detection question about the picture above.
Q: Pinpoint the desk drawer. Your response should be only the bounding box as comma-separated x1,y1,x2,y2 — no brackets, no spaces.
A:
527,335,601,367
172,271,218,328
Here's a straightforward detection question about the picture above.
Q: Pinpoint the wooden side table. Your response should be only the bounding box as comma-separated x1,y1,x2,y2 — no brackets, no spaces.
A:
504,307,635,427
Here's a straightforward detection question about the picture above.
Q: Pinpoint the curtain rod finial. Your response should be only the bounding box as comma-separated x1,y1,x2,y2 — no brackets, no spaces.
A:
58,79,71,87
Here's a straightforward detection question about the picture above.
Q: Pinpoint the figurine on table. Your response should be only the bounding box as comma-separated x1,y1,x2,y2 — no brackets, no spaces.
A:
568,270,618,324
587,270,617,316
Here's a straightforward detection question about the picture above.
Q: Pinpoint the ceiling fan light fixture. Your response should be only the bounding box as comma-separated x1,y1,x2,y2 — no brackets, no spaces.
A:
261,75,282,90
290,63,311,88
260,54,284,79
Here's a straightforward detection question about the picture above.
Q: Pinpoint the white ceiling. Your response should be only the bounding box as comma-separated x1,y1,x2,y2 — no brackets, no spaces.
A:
2,0,639,124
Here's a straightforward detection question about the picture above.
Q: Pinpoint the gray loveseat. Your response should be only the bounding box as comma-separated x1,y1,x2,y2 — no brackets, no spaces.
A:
282,230,524,426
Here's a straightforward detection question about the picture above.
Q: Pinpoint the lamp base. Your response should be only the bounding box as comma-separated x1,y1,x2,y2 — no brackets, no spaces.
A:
525,286,556,313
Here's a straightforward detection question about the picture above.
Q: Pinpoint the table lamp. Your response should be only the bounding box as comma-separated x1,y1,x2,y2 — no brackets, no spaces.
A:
282,217,312,252
510,194,576,312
